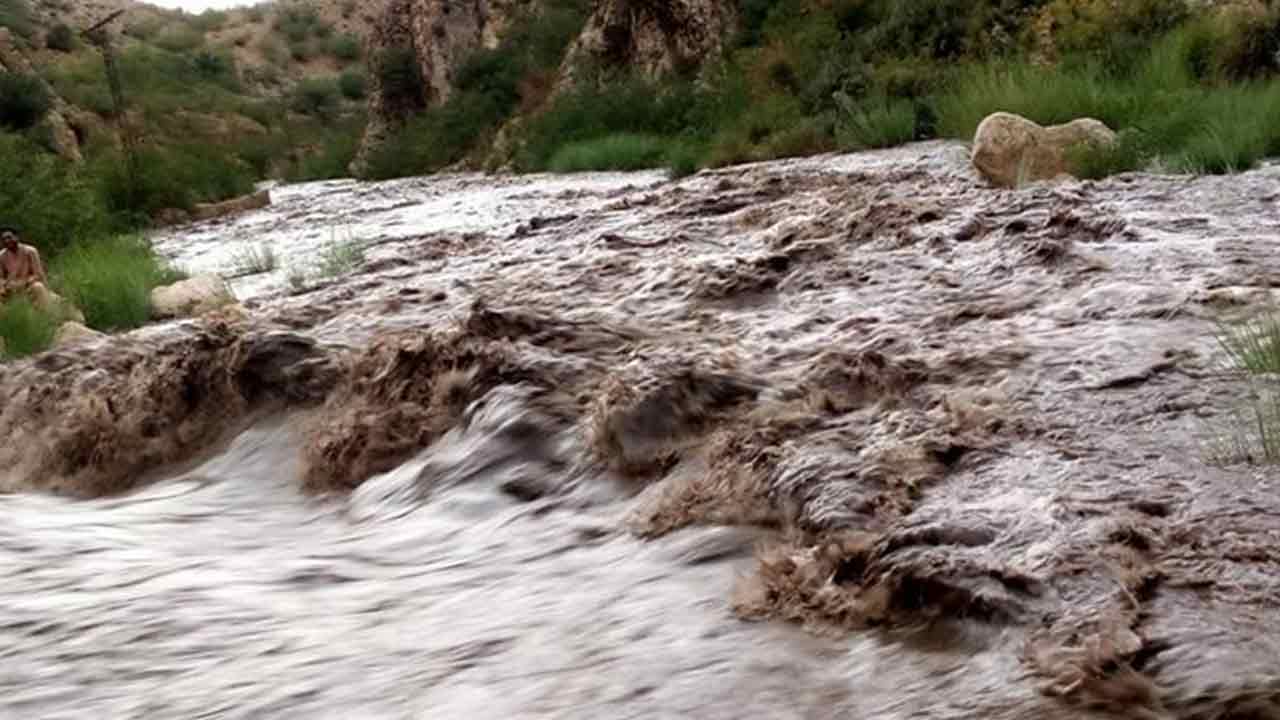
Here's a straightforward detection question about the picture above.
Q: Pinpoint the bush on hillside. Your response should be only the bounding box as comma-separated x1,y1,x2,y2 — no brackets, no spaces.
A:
374,45,425,107
0,72,51,131
192,49,238,86
0,0,35,39
292,77,342,121
274,4,322,43
46,22,75,52
339,69,366,99
328,33,361,61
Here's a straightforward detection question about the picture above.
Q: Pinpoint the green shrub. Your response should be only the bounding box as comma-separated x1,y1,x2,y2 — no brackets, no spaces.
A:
328,33,361,61
245,5,266,23
286,117,364,181
833,91,918,150
50,235,184,331
548,134,674,173
0,0,35,39
0,72,51,131
339,69,366,99
0,134,112,258
292,76,341,120
93,143,256,220
46,22,76,52
274,4,322,43
0,296,58,360
192,49,238,86
374,45,425,107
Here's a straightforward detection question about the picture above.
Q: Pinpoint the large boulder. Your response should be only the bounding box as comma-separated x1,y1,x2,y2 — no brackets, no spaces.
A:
971,111,1117,188
53,321,105,349
191,189,271,222
150,274,237,320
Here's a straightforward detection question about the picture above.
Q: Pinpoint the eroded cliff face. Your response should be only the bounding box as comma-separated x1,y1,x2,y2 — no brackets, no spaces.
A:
351,0,529,176
558,0,737,87
0,28,82,163
352,0,738,176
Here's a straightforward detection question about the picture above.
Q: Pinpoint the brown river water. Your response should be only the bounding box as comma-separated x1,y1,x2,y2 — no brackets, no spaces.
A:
2,141,1280,718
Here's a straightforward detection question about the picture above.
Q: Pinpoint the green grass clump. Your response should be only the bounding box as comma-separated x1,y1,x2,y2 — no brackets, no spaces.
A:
547,134,674,173
316,232,365,278
0,296,58,360
50,235,186,331
1209,308,1280,465
833,92,919,150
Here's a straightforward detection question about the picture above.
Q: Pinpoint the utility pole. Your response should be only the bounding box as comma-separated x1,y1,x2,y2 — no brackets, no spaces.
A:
81,10,139,203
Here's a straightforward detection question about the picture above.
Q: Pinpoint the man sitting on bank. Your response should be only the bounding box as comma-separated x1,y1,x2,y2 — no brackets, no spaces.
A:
0,226,55,308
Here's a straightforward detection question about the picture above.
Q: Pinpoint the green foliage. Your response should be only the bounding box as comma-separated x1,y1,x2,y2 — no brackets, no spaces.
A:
339,69,366,100
274,4,323,43
328,33,362,61
191,9,229,33
316,233,365,278
374,45,425,107
0,296,58,360
0,134,111,258
292,76,342,121
833,91,919,150
285,117,364,182
1208,308,1280,464
93,143,256,220
0,72,50,131
0,0,35,39
46,22,76,52
548,134,676,173
50,235,183,331
192,49,238,87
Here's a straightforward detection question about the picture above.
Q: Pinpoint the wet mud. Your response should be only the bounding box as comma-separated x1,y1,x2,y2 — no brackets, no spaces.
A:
2,141,1280,718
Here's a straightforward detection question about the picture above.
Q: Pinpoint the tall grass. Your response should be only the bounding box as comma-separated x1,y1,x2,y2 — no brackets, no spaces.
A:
0,296,59,359
1208,308,1280,465
548,134,674,173
50,235,186,331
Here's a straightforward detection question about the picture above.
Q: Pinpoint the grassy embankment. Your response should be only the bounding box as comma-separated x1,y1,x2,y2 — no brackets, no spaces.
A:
368,0,1280,179
0,0,373,357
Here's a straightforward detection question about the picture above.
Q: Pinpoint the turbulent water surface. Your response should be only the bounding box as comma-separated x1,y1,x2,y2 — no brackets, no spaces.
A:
3,141,1280,719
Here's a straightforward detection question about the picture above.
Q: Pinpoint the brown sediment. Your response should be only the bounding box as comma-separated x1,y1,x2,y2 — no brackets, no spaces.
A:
0,318,339,497
8,142,1280,718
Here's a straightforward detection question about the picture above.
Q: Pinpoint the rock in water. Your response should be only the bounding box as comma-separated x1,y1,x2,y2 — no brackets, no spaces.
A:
150,274,237,320
971,111,1117,188
191,190,271,222
53,321,104,349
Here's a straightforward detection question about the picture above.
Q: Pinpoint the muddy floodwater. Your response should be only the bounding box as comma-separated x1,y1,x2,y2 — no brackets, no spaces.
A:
3,141,1280,719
